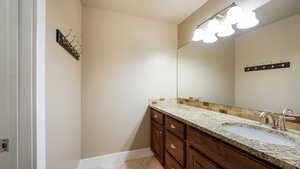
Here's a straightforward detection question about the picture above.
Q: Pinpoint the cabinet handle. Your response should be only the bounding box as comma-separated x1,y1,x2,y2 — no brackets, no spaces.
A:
154,115,158,118
0,139,9,153
159,131,163,134
170,144,176,149
170,124,176,129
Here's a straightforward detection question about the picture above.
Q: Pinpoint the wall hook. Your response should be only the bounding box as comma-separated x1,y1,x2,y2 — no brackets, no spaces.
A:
244,62,290,72
56,29,81,60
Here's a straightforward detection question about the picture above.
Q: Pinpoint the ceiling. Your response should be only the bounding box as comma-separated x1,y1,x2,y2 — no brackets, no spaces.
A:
82,0,208,24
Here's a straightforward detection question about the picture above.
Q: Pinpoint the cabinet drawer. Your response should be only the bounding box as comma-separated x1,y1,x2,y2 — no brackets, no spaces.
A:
165,152,183,169
165,131,185,166
187,127,277,169
151,109,164,125
188,147,222,169
165,116,186,139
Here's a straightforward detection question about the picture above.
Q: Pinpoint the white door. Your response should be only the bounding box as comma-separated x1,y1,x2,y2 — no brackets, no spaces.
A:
0,0,19,168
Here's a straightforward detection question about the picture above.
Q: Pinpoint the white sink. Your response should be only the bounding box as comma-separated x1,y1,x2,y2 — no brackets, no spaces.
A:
222,123,297,147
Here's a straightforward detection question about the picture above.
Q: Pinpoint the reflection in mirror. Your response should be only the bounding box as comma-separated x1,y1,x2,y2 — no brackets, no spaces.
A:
178,0,300,114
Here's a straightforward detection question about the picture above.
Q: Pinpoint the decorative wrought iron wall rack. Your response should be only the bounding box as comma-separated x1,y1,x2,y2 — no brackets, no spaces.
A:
56,29,81,60
244,62,290,72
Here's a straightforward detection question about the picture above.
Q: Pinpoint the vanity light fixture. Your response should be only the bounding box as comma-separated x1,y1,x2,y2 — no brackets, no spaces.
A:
203,33,218,43
192,3,260,44
217,22,235,37
207,19,221,34
192,28,205,41
225,6,243,25
202,19,221,43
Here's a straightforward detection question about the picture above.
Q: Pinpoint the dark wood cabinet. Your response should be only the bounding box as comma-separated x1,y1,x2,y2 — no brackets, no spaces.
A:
151,109,164,125
151,109,165,164
150,108,280,169
165,152,183,169
165,131,186,166
165,116,186,139
187,127,278,169
188,147,221,169
151,121,164,164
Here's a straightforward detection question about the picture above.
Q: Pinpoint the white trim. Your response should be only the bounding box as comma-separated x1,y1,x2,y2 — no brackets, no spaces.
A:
18,0,46,168
78,148,153,169
19,0,34,168
33,0,46,168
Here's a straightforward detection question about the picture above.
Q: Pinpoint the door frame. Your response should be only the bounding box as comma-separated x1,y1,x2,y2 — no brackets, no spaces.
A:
19,0,46,169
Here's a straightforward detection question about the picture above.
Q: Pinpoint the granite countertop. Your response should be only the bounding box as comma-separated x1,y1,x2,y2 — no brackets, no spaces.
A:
149,102,300,169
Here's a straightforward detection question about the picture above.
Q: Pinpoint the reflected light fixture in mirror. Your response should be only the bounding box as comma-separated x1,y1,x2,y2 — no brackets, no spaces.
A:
237,11,259,29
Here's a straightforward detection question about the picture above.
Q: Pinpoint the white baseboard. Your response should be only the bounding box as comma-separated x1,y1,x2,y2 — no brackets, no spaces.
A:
78,148,153,169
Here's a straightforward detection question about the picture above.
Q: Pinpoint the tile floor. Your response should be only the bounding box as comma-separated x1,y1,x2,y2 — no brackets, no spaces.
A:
90,156,164,169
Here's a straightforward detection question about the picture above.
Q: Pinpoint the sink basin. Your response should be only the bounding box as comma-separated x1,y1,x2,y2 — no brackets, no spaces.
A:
222,123,297,147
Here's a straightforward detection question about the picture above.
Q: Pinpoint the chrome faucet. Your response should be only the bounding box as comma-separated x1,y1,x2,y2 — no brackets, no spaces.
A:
259,112,276,128
260,108,297,131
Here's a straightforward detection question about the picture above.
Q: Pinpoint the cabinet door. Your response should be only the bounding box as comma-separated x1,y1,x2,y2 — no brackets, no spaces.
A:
188,147,221,169
187,127,278,169
151,121,164,163
165,152,183,169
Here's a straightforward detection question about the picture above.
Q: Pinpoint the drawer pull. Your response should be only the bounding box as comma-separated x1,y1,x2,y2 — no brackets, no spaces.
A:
170,124,176,129
159,131,163,134
170,144,176,149
154,114,158,118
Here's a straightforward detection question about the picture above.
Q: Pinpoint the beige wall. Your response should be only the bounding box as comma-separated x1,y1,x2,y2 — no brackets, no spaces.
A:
46,0,82,168
235,14,300,114
177,0,233,48
82,7,177,158
178,39,235,105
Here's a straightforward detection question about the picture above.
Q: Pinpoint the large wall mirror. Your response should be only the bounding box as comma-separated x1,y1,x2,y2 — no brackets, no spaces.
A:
178,0,300,114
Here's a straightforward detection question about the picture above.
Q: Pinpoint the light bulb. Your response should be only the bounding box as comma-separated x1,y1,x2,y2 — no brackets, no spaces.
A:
225,6,243,25
237,11,259,29
217,24,235,37
192,28,205,41
207,19,221,34
203,33,217,43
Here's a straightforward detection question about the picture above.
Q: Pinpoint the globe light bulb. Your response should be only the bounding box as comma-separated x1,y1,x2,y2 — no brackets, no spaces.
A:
225,6,243,25
203,33,217,43
217,23,235,37
207,19,221,34
237,11,259,29
192,28,205,41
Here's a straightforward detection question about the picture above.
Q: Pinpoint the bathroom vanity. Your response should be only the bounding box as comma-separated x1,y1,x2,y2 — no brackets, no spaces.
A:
150,102,300,169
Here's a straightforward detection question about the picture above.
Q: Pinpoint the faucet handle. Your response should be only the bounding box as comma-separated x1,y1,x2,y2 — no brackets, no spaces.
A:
259,111,266,117
279,108,294,131
259,111,267,124
282,108,294,115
